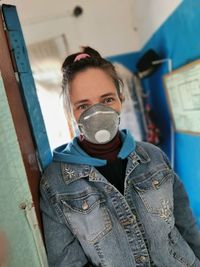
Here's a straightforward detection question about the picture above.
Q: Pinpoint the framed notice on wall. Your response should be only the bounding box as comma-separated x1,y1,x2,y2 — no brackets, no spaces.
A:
163,59,200,135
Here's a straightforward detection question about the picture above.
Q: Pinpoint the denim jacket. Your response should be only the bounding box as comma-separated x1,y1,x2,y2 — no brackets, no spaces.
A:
40,141,200,267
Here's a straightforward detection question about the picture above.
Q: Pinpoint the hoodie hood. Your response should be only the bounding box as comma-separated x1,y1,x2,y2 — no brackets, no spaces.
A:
53,129,135,167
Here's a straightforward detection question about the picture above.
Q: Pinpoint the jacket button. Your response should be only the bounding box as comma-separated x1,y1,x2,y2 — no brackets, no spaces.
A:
127,180,131,185
132,215,136,222
90,171,96,180
139,256,147,263
82,200,89,210
105,185,113,192
152,180,159,189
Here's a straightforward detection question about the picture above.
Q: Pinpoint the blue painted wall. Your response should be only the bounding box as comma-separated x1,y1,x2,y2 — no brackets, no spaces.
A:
139,0,200,224
110,0,200,224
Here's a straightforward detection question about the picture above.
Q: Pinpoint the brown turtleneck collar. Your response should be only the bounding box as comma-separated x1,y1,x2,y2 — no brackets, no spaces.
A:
77,132,122,162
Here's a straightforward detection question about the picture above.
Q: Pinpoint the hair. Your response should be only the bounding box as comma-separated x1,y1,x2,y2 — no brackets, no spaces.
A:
61,47,124,102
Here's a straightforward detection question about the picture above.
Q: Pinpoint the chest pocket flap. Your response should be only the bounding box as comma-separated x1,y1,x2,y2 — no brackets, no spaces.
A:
61,192,104,214
60,191,112,244
132,164,173,192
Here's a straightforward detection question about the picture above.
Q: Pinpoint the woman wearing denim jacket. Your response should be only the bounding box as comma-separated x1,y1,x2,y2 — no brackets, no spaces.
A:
40,47,200,267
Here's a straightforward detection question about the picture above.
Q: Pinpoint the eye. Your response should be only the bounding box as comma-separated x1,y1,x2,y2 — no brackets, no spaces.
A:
77,104,89,111
102,97,115,104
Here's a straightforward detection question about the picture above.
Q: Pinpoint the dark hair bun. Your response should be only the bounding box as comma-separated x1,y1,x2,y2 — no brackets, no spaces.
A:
81,46,102,59
62,46,102,73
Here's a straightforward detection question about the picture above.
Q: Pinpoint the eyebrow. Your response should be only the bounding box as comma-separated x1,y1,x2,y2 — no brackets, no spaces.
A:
100,93,116,98
74,99,89,106
73,92,116,106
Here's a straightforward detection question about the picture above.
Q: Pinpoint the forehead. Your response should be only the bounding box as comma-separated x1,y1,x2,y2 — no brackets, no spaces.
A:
69,68,117,100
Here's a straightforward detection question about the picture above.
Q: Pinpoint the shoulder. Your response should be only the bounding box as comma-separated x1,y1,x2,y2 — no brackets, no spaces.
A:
135,141,170,166
43,160,61,177
136,141,163,153
40,161,63,191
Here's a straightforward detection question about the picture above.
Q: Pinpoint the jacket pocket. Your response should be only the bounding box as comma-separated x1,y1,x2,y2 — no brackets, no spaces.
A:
132,166,174,223
60,191,112,244
168,227,196,267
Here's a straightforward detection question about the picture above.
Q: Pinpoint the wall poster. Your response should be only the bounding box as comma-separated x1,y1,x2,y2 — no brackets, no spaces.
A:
163,59,200,134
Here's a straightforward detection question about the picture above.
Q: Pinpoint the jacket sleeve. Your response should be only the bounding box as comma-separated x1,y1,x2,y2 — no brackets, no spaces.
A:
40,178,90,267
173,173,200,260
161,151,200,259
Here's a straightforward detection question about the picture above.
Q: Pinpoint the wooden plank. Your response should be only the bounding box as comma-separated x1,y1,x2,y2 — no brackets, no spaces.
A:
0,7,43,233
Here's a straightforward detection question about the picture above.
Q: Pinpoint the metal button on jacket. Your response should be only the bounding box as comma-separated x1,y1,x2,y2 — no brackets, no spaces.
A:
152,180,159,189
139,255,147,263
82,200,89,210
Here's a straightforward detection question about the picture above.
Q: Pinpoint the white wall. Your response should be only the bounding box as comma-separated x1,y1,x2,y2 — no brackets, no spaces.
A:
132,0,182,48
3,0,181,56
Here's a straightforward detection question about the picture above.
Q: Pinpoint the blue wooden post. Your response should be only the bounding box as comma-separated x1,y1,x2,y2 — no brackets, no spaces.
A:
2,4,52,171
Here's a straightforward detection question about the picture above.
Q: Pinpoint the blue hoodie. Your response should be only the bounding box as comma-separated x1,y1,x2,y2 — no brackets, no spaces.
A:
53,129,135,167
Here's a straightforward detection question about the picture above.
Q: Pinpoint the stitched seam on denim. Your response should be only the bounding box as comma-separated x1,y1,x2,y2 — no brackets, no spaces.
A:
125,189,151,264
88,207,112,244
111,191,149,260
169,248,194,267
63,205,112,244
62,199,102,214
135,181,173,222
59,190,101,200
168,229,196,267
135,143,151,163
57,188,98,201
125,161,140,179
41,177,66,224
94,243,107,267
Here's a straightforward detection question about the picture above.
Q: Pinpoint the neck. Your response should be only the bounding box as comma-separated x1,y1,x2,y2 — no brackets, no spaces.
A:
78,132,122,162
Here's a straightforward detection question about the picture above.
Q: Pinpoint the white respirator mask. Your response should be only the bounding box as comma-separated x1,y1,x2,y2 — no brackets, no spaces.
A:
78,103,120,144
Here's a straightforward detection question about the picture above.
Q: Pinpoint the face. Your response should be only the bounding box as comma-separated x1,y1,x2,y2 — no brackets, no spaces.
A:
69,68,122,122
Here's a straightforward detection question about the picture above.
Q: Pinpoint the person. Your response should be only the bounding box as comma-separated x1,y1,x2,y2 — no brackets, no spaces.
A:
40,47,200,267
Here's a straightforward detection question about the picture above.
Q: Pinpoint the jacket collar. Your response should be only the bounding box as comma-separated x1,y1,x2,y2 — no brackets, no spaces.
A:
61,142,150,185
